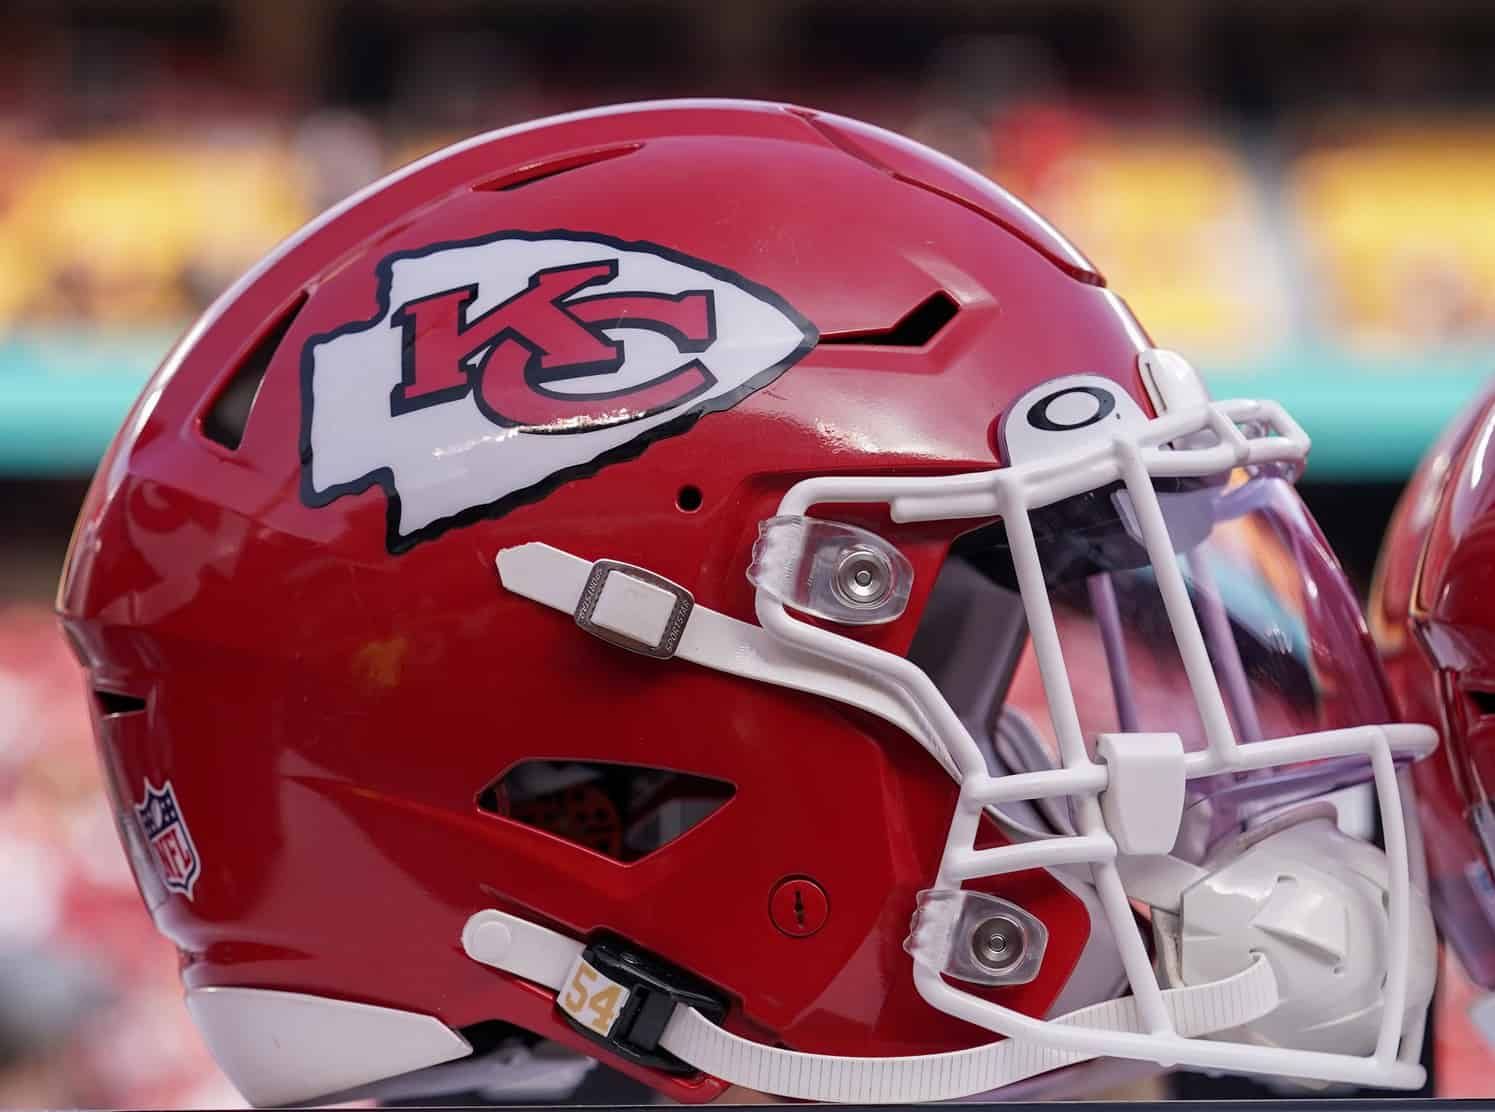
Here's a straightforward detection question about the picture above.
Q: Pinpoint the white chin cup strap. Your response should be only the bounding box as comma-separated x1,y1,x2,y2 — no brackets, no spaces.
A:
461,909,1279,1103
496,543,959,775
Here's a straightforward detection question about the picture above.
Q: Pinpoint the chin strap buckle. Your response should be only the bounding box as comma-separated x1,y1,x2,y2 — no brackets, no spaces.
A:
555,937,726,1075
572,560,695,660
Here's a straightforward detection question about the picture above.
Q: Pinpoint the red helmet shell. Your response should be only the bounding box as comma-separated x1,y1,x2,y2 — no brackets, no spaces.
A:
58,100,1160,1097
1372,379,1495,988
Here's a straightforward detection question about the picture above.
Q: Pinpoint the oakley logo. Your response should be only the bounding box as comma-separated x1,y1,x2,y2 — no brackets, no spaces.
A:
1025,385,1117,433
301,231,816,552
1001,374,1146,466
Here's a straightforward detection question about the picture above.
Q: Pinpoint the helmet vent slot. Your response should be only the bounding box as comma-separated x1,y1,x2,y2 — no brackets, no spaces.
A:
478,759,733,862
93,688,146,717
817,291,958,348
1469,688,1495,718
473,143,642,192
201,292,307,450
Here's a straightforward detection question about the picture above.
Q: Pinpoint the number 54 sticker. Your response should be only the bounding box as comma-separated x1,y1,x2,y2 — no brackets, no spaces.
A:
560,955,631,1036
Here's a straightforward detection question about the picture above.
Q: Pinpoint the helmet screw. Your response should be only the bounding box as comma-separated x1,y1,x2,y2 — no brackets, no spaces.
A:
832,546,893,608
769,876,829,937
971,914,1026,973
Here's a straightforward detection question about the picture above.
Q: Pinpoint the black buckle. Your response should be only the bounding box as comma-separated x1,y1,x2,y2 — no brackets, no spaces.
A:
559,936,727,1074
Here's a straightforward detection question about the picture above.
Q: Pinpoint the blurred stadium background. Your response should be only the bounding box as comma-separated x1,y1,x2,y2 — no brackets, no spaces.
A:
3,0,1495,1104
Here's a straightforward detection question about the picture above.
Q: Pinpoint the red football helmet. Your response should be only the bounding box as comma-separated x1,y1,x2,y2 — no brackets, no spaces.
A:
61,100,1437,1105
1372,380,1495,990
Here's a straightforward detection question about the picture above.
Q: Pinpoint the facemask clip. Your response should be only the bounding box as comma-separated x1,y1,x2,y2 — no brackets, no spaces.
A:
1097,731,1186,856
748,516,913,625
904,889,1048,987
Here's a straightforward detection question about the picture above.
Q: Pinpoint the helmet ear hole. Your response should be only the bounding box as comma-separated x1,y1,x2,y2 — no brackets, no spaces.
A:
676,485,703,512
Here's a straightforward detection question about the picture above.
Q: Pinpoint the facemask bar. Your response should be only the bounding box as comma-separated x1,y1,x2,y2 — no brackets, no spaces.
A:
752,387,1437,1089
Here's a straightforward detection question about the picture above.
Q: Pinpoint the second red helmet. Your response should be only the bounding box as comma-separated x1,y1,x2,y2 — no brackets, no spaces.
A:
1373,380,1495,990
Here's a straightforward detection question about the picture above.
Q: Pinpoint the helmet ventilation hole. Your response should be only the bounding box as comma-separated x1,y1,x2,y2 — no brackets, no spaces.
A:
676,485,703,512
201,292,307,450
817,290,958,348
479,760,733,862
472,143,642,192
93,688,146,717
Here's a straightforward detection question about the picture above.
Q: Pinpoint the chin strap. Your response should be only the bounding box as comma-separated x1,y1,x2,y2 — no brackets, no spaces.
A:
461,908,1279,1103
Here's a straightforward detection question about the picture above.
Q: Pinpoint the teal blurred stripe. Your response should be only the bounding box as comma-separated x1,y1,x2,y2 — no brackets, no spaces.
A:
0,371,151,473
1208,345,1493,480
1,331,1491,480
0,330,167,475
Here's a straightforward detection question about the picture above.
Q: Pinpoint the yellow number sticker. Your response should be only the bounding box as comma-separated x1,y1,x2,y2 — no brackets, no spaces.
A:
559,956,631,1036
588,983,624,1032
562,962,595,1014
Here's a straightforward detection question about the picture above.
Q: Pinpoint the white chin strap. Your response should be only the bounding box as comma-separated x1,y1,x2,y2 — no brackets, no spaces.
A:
497,541,961,775
460,909,1278,1103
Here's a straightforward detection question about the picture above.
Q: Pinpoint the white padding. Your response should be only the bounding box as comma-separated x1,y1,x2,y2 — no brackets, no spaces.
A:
185,986,470,1107
462,908,582,990
591,571,677,646
1176,817,1436,1059
1097,732,1186,856
1115,853,1208,915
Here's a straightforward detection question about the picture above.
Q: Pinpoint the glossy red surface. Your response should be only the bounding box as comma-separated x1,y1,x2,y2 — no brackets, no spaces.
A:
57,100,1162,1098
1372,379,1495,989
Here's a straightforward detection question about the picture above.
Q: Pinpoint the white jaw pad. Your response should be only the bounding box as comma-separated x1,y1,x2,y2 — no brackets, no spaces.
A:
186,986,470,1107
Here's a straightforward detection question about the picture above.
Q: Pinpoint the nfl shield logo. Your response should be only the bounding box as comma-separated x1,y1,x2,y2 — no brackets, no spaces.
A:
134,780,200,900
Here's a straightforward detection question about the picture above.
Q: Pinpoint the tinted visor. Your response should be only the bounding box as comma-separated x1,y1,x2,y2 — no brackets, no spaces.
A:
909,471,1392,850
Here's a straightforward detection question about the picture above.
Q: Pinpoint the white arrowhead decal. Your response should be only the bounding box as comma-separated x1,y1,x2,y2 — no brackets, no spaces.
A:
300,231,817,552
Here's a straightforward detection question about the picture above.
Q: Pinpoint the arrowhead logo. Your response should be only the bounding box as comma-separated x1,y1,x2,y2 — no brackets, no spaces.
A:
300,230,817,552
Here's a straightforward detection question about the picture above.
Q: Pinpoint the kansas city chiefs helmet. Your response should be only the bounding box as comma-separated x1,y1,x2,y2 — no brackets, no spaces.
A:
1372,381,1495,992
60,100,1437,1105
